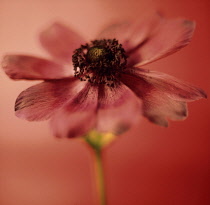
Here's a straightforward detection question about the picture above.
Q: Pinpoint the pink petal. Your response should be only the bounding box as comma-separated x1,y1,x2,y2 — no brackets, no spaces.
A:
143,93,188,127
2,55,73,80
97,22,132,50
126,67,207,101
15,78,84,121
51,111,96,138
134,18,195,67
50,84,98,138
121,68,206,126
96,84,142,134
39,22,86,63
97,14,161,52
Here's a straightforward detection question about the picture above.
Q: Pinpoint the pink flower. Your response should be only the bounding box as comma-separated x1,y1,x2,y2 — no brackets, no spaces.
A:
2,15,206,138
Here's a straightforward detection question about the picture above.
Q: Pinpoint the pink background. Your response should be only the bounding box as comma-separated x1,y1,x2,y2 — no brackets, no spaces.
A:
0,0,209,204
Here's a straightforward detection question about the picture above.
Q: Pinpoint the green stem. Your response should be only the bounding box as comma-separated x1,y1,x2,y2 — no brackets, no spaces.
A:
94,148,106,205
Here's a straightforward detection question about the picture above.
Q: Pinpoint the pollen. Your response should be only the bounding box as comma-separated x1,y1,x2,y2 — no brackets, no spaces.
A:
87,47,107,63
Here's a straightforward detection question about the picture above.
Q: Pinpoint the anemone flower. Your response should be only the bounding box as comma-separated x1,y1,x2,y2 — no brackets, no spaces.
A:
2,15,206,138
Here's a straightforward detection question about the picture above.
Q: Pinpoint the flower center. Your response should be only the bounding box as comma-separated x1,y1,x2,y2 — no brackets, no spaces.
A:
86,46,107,63
72,39,127,87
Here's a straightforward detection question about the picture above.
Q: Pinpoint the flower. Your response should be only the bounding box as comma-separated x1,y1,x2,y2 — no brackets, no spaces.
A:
2,14,207,138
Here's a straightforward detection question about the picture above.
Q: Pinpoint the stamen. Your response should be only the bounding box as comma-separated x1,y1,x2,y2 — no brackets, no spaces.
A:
72,39,127,87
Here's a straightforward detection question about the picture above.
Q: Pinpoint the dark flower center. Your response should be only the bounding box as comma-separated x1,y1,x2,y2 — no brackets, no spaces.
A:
72,39,127,87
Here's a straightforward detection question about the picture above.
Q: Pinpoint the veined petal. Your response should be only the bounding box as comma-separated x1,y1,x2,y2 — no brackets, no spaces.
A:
126,67,207,101
134,18,195,67
96,84,142,135
39,22,86,63
2,55,73,80
15,78,84,121
50,84,98,138
143,91,188,127
121,68,206,126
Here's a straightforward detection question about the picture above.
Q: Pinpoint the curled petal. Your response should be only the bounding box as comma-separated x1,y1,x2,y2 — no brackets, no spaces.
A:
40,22,86,63
96,84,142,134
121,68,206,126
50,84,98,138
15,78,84,121
134,18,196,67
2,55,72,80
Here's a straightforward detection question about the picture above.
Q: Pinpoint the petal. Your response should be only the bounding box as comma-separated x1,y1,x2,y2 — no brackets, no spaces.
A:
97,22,132,50
143,91,188,127
2,55,73,80
50,84,98,138
15,78,84,121
134,18,196,67
121,68,206,126
51,111,96,138
97,13,161,52
96,84,142,135
39,22,86,63
126,67,207,101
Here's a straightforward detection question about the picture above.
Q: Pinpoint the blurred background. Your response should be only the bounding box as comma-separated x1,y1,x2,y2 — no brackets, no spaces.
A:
0,0,209,204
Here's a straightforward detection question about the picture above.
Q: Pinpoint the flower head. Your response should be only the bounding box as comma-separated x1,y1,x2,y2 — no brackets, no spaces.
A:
2,14,206,138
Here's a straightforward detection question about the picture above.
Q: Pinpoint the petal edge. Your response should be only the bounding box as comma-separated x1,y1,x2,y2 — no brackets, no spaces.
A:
2,55,72,80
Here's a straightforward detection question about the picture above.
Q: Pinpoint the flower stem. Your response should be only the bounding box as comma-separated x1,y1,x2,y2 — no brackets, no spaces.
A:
85,131,113,205
94,148,106,205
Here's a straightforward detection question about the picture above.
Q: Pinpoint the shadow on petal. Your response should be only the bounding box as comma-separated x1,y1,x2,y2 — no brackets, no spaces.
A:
121,67,206,126
50,84,98,138
15,78,84,121
96,84,142,134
